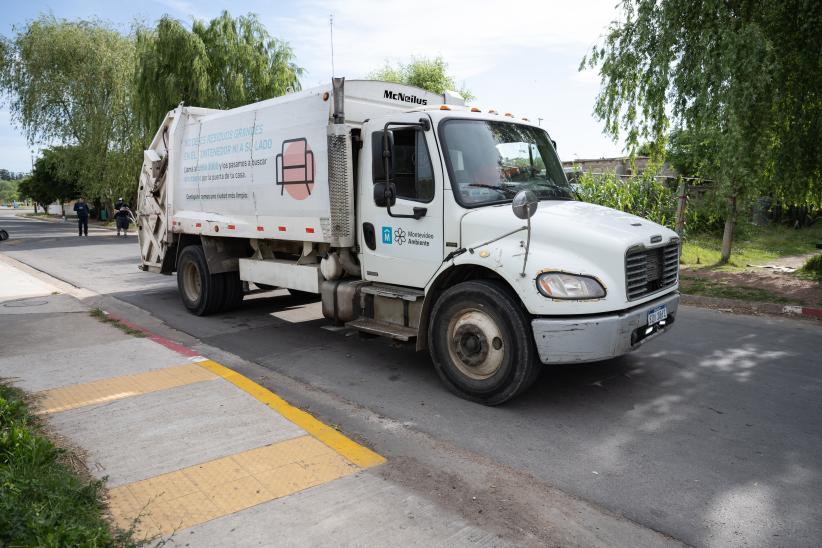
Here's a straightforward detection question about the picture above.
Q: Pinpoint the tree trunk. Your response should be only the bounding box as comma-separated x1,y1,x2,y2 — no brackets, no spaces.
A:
675,180,687,235
720,195,737,264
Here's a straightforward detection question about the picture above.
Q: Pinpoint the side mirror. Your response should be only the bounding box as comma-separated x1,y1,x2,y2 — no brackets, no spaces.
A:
372,130,394,181
373,181,397,207
512,190,538,219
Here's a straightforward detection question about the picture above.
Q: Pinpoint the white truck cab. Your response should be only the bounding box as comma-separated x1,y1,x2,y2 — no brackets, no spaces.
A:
137,78,679,404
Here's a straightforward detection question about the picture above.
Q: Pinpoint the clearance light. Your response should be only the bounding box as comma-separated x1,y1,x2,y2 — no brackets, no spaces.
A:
488,109,498,114
471,107,481,112
504,112,514,117
522,117,530,121
440,105,451,110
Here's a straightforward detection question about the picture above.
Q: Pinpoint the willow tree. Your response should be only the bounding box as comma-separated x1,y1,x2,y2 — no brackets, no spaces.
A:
369,56,474,102
582,1,822,263
0,16,138,205
134,11,303,137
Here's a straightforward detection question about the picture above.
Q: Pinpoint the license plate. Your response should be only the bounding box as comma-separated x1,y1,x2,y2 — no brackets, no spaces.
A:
647,304,668,326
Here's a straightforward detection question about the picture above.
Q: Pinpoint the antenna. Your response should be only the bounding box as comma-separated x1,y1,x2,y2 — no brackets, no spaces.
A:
329,14,335,78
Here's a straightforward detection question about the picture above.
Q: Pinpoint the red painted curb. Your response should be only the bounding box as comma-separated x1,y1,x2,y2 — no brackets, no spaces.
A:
802,307,822,319
106,313,200,358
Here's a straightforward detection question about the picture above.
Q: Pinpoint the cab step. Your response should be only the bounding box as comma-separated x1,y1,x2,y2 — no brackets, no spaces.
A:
346,318,418,342
360,284,424,301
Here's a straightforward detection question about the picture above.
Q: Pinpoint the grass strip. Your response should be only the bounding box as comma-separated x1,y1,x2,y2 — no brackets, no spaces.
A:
679,276,800,304
681,223,822,271
90,309,146,338
0,383,143,547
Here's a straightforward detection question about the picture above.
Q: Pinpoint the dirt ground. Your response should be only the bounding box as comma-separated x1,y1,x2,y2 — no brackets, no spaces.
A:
681,253,822,308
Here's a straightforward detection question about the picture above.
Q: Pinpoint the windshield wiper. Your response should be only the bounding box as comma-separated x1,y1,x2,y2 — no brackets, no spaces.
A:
466,183,513,195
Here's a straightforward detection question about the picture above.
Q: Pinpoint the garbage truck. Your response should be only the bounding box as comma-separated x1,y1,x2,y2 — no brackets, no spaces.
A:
137,78,680,404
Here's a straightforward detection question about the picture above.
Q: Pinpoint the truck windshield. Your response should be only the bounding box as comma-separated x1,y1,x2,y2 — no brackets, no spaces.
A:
439,119,573,206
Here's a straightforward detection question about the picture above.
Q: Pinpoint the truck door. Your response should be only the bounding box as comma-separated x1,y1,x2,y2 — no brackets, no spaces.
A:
359,114,444,288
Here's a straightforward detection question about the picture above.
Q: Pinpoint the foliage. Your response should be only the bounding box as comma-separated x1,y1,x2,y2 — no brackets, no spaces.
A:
0,383,142,547
665,127,719,181
575,170,677,228
581,1,822,260
16,148,80,209
134,11,303,137
0,16,139,206
582,1,821,202
800,254,822,282
0,169,26,180
369,56,474,102
0,180,19,203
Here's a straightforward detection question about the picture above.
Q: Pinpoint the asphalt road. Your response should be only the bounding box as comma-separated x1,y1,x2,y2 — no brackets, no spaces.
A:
3,211,821,547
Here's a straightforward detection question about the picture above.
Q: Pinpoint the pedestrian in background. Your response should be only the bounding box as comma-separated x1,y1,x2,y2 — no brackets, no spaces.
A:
73,198,90,237
114,204,131,238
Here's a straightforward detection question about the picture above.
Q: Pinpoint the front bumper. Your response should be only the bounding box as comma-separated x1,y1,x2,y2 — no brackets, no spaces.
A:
531,291,680,364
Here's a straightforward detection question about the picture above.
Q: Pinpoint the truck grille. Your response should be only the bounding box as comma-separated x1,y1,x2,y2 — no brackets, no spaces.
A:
625,242,679,301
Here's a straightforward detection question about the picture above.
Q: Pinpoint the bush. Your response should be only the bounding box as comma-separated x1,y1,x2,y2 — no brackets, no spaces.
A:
576,170,677,228
0,384,140,547
801,254,822,281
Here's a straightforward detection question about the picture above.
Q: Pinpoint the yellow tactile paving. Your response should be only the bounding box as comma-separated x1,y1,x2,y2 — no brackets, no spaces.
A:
109,435,358,538
198,359,386,468
37,363,218,414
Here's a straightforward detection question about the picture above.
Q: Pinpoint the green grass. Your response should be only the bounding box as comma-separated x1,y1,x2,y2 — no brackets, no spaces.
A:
681,223,822,271
799,254,822,281
679,276,801,304
0,383,142,547
89,309,146,337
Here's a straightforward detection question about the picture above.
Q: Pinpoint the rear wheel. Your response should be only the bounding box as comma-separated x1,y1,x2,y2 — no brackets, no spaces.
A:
220,271,244,312
0,229,8,241
177,245,224,316
428,280,541,405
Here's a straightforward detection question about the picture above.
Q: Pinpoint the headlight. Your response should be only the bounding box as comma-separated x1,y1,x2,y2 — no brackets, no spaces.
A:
536,272,606,300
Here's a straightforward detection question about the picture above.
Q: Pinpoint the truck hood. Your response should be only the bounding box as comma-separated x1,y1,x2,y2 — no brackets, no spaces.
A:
457,200,679,313
461,200,677,251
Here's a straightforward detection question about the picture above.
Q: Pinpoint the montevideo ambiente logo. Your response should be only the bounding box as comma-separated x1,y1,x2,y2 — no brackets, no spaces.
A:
384,90,428,105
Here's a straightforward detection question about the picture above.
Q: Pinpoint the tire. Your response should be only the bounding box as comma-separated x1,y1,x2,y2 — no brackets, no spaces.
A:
220,271,244,312
428,280,541,405
0,229,8,241
176,245,224,316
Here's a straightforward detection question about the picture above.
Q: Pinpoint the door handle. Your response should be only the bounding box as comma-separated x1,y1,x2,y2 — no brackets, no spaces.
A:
387,204,427,220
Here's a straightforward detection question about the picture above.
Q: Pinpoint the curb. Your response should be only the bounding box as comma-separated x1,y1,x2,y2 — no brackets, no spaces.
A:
101,310,385,469
681,293,822,320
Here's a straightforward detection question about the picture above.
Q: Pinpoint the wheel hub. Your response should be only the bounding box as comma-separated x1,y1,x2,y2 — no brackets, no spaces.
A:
447,308,505,380
453,325,489,366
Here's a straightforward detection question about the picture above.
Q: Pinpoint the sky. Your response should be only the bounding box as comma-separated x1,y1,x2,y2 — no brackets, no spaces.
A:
0,0,625,173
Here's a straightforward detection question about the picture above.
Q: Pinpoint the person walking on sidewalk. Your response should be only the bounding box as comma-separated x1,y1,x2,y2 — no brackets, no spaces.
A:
114,198,131,238
73,198,90,237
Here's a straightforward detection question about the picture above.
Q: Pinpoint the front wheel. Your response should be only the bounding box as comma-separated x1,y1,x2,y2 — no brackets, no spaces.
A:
0,229,8,241
428,280,541,405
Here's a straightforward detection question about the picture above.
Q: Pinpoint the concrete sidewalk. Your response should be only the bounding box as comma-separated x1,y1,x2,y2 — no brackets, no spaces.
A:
0,259,505,546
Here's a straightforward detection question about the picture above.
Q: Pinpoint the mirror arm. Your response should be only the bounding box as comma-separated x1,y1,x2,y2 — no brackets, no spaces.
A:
521,214,531,277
